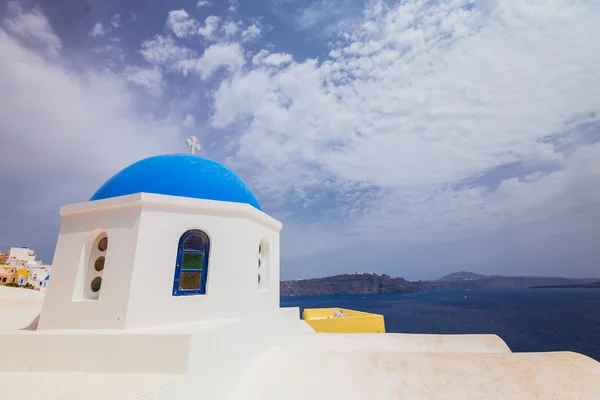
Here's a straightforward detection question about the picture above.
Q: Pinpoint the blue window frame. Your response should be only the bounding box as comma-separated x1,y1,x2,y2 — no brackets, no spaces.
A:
173,229,210,296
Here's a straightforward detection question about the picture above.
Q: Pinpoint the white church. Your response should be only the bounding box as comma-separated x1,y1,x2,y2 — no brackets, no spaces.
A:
0,140,599,399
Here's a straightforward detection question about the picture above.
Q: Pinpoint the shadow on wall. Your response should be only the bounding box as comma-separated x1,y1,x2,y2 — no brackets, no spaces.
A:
21,314,39,331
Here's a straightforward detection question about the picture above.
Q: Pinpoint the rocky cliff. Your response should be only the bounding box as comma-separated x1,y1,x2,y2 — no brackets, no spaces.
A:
280,272,599,297
280,273,419,297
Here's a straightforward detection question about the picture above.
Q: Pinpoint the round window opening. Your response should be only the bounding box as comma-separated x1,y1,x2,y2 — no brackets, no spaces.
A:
258,273,261,284
91,277,102,293
98,237,108,252
94,256,105,272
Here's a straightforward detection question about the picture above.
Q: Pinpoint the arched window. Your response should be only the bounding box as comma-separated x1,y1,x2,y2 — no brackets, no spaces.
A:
86,232,108,300
258,238,270,290
173,230,210,296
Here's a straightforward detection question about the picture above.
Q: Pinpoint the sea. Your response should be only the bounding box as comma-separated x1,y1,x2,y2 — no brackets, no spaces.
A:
280,287,600,362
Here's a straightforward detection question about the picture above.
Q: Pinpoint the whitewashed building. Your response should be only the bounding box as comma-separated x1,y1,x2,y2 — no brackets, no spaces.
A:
7,247,36,263
28,267,50,290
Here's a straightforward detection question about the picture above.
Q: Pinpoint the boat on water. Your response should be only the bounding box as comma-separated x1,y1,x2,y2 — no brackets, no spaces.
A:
1,149,599,399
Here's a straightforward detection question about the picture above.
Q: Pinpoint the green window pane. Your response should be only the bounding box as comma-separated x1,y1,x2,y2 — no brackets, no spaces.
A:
181,253,204,270
91,277,102,293
180,271,202,290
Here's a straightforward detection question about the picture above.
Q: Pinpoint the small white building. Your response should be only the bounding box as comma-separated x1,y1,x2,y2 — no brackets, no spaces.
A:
26,264,50,289
7,247,36,263
0,152,599,399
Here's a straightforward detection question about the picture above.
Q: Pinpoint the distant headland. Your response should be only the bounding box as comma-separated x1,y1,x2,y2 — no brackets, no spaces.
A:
530,282,600,289
280,271,600,297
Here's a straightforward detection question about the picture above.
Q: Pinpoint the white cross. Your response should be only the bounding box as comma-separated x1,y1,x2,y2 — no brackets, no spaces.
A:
186,136,201,155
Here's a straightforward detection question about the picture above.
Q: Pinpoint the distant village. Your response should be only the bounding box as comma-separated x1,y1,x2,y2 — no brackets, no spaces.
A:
0,247,51,291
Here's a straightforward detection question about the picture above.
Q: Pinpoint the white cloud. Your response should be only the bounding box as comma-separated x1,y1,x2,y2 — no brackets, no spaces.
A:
254,51,293,67
140,35,192,65
198,15,220,41
160,8,261,46
221,21,239,37
250,49,269,65
4,3,62,57
89,22,105,37
177,42,244,79
166,12,222,41
197,1,212,8
110,14,121,29
182,114,196,127
90,15,121,37
293,0,362,37
93,44,125,66
0,11,183,207
228,0,238,13
207,0,600,271
241,24,261,42
124,66,164,96
167,9,199,38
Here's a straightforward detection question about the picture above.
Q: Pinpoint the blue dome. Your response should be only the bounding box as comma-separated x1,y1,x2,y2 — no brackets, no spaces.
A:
90,154,261,210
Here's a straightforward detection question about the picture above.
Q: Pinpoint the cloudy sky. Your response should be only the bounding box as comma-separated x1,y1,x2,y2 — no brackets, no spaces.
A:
1,0,599,280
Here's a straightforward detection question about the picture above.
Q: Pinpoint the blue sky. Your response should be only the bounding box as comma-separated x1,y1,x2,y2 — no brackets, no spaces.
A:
1,0,600,280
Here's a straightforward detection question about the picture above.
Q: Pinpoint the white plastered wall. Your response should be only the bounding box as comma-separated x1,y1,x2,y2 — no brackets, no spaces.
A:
38,195,143,330
8,247,36,262
125,194,282,328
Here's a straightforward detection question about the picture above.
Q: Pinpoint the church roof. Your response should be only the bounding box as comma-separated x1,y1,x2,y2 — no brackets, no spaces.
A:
89,154,261,210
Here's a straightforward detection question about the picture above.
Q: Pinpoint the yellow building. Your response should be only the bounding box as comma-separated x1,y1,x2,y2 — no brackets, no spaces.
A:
303,307,386,333
0,266,19,285
17,267,31,286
